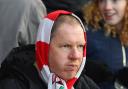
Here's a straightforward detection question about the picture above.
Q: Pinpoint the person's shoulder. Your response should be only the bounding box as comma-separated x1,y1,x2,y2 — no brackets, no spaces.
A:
0,76,29,89
12,0,43,9
86,25,106,41
82,75,100,89
1,45,35,67
75,74,100,89
0,45,47,89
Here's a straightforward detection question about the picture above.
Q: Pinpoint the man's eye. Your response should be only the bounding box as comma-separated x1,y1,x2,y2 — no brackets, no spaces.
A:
78,45,84,48
63,45,70,48
78,45,84,50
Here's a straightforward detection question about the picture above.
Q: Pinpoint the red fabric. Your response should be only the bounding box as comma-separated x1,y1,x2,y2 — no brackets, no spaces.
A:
67,78,77,89
36,41,49,70
46,10,72,21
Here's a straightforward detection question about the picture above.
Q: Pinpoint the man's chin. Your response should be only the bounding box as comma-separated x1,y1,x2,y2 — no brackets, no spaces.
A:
64,73,76,81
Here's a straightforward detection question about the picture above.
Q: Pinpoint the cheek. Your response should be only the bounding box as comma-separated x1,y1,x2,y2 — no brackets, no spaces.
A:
49,56,66,76
98,2,103,11
98,5,104,16
79,58,83,66
48,50,66,72
120,8,126,17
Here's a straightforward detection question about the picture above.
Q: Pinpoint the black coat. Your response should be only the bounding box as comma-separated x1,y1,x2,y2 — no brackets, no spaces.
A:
42,0,89,13
0,45,100,89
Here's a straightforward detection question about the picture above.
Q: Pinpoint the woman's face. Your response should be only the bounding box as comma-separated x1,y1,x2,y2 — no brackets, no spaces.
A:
98,0,127,26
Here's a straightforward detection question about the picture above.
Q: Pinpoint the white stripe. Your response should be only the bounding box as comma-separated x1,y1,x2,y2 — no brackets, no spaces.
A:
75,57,86,78
37,18,54,43
122,46,126,66
71,13,86,32
41,65,50,83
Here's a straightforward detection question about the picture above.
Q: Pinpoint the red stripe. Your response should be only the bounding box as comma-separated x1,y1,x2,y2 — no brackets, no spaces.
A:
46,10,72,21
36,41,49,70
83,32,87,57
66,77,77,89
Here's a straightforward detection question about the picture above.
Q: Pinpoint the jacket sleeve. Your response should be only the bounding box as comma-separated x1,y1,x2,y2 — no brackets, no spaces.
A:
0,78,28,89
0,45,35,89
82,75,100,89
74,74,100,89
84,59,113,84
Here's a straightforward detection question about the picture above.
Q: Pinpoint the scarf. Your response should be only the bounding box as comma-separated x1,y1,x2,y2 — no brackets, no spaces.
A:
36,10,86,89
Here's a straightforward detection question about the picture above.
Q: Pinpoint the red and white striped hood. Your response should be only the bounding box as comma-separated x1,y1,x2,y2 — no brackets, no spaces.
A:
36,10,86,89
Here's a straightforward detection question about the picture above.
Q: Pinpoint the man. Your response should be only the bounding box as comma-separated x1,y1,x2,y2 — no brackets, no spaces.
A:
0,10,99,89
0,0,46,66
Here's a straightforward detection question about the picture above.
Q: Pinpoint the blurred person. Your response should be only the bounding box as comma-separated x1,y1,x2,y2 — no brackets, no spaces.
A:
0,0,47,66
42,0,89,13
0,10,99,89
82,0,128,89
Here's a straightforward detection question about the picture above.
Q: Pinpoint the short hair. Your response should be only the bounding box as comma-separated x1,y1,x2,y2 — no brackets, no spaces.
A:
50,14,83,40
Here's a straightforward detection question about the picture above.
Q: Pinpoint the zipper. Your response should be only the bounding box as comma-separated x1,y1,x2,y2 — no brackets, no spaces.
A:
121,45,126,66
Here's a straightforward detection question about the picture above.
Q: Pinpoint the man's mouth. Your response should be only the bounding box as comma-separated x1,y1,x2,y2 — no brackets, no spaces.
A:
65,64,78,71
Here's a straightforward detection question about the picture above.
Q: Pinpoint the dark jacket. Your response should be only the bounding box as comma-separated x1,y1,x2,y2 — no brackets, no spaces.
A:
85,28,128,89
42,0,89,13
0,45,100,89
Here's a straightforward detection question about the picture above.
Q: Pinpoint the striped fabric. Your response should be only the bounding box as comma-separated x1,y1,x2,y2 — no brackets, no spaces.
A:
36,10,86,89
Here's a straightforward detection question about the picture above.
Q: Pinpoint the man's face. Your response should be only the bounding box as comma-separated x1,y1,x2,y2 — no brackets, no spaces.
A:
48,22,85,81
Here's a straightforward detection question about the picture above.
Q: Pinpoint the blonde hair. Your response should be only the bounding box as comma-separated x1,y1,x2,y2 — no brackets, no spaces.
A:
82,0,128,46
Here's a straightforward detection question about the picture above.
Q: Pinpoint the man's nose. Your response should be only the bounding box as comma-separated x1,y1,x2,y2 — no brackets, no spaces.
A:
69,48,81,59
